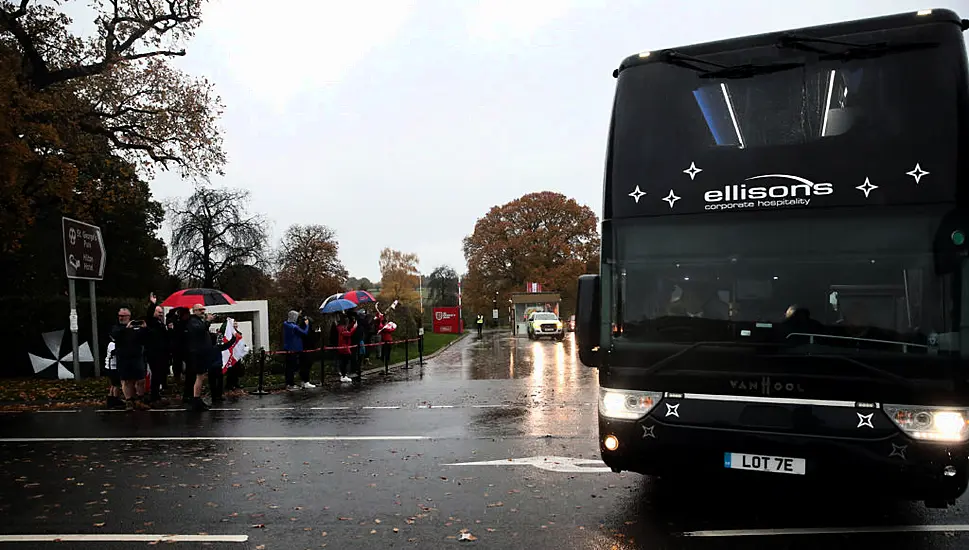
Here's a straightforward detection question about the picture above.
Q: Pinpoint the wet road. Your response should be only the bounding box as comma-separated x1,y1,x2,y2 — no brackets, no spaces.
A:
1,331,968,549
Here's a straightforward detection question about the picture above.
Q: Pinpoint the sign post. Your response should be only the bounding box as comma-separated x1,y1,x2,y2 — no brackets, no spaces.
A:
63,217,106,380
457,280,463,333
89,280,100,378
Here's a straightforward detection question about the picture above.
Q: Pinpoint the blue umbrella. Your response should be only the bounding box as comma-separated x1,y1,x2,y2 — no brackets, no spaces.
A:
320,298,357,314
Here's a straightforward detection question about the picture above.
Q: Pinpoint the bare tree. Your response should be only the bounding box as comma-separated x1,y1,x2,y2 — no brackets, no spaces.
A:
169,186,268,288
426,265,459,307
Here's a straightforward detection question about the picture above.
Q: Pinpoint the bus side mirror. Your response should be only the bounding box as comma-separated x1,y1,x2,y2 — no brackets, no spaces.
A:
576,274,602,368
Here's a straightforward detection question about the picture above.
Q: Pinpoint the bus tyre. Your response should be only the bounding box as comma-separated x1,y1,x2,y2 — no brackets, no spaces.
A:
924,498,956,509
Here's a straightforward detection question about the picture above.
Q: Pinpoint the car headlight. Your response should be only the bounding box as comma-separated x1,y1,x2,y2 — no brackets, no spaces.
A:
884,404,969,442
599,388,663,420
531,322,541,330
555,321,563,329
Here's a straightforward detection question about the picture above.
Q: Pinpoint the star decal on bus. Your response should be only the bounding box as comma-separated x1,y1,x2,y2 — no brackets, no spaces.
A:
889,443,908,460
857,412,875,428
642,425,656,439
905,163,929,184
628,186,646,203
663,190,681,208
683,162,703,180
665,403,680,418
856,177,878,198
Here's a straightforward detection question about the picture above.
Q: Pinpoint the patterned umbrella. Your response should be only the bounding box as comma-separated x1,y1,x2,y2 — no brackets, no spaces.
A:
320,299,357,314
319,293,343,310
341,290,376,305
161,288,236,308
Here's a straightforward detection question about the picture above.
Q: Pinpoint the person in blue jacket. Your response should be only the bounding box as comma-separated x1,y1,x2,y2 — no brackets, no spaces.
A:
283,310,315,390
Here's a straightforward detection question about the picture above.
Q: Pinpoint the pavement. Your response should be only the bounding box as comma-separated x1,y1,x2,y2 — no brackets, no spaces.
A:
1,330,968,549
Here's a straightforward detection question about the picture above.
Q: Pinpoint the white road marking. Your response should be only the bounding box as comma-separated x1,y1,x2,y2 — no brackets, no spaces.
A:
35,409,79,413
0,436,428,443
363,406,400,409
682,525,969,537
447,455,612,473
310,406,351,410
0,534,248,543
254,406,296,411
209,408,242,411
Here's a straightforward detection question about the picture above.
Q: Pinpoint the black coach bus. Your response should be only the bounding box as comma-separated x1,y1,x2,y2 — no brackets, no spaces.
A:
574,9,969,507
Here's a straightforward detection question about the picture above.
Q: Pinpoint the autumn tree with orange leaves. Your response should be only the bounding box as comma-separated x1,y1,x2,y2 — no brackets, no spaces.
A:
276,224,349,314
0,0,225,177
378,248,421,306
0,1,225,296
462,191,600,317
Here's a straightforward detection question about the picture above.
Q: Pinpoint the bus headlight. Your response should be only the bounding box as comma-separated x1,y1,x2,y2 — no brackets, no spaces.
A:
884,404,969,442
599,388,663,420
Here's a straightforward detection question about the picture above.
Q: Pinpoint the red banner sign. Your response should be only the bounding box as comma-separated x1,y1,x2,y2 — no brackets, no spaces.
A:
432,307,461,333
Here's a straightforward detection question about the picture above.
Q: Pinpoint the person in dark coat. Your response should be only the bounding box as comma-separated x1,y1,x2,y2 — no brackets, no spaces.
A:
109,308,151,411
144,294,170,404
167,307,185,391
283,310,313,390
185,304,240,411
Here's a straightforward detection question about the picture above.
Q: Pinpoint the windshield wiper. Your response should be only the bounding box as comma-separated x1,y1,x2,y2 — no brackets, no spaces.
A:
777,34,939,61
660,51,805,79
785,332,930,353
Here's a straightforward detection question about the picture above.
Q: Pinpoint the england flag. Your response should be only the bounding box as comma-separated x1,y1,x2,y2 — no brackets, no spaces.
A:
221,318,250,373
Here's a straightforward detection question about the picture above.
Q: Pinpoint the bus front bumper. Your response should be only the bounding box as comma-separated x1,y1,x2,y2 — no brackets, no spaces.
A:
599,417,969,503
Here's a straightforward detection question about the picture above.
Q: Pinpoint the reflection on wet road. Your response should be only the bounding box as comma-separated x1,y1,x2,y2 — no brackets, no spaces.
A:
1,330,968,549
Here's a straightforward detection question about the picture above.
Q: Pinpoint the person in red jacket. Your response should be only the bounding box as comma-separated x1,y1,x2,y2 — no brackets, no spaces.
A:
375,313,397,373
336,315,358,383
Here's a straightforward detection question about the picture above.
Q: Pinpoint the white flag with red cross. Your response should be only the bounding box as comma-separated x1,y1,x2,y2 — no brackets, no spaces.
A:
221,318,249,373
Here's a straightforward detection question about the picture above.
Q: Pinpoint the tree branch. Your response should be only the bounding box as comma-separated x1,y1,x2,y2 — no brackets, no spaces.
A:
0,0,50,82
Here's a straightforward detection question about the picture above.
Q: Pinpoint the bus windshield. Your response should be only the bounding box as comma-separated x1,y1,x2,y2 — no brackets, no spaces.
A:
607,207,963,358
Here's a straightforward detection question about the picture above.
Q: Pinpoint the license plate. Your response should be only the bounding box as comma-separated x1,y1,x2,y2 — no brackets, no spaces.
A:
543,327,555,332
724,452,806,475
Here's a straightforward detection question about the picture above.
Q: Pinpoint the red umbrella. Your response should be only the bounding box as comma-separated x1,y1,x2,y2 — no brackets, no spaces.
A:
341,290,376,305
161,288,236,309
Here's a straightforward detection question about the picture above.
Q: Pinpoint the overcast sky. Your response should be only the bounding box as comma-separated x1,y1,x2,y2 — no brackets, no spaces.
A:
142,0,967,281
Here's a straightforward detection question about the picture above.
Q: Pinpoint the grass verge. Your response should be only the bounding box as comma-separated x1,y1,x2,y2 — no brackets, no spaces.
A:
0,332,466,408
